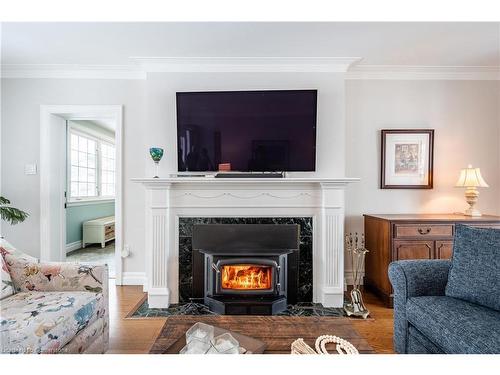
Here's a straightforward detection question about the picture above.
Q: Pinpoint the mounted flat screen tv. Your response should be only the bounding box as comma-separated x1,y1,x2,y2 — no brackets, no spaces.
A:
176,90,317,172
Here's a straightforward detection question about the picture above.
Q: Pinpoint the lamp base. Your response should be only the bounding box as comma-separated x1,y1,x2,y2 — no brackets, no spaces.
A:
464,208,482,217
463,187,481,217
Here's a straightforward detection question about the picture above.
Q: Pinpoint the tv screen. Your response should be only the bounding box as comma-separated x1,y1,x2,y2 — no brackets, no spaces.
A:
176,90,317,172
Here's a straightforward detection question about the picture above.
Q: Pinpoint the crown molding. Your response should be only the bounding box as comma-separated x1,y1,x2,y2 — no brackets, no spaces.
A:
346,65,500,80
2,61,499,80
1,64,146,79
130,56,362,73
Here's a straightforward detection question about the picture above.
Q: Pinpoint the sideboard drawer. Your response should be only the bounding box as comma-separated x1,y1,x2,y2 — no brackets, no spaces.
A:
394,224,453,238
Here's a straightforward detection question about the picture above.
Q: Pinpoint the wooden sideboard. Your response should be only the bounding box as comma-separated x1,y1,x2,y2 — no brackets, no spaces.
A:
363,213,500,307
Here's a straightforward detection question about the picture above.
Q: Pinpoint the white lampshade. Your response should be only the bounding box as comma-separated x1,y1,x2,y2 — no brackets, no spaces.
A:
455,165,489,188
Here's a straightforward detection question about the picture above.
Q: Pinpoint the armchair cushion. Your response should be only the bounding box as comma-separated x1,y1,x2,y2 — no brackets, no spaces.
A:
0,290,105,354
0,238,38,263
1,255,15,299
446,224,500,311
406,295,500,354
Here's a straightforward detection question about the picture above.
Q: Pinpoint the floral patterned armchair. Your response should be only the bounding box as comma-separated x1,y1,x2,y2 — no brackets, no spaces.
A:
1,239,109,354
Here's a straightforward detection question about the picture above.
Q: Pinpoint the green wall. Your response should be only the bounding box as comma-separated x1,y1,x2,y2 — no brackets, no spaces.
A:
66,202,115,244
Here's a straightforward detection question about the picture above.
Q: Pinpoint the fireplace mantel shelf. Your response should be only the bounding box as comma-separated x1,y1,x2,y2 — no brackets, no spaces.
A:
132,176,360,186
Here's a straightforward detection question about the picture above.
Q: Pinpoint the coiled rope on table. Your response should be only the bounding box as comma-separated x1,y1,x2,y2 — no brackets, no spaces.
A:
291,335,359,355
315,335,359,354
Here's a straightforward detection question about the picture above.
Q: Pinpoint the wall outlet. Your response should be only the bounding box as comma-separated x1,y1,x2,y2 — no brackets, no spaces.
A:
121,245,131,258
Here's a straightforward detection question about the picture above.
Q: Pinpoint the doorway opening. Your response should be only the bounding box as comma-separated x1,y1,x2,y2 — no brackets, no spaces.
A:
64,119,117,278
40,105,123,283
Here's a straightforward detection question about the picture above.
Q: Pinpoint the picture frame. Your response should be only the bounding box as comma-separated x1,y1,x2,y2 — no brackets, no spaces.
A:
380,129,434,189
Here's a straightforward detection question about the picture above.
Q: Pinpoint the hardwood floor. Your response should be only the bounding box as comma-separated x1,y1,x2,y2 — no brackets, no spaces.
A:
348,290,395,354
107,281,394,354
107,281,165,354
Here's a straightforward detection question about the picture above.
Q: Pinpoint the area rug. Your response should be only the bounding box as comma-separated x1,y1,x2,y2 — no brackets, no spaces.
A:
149,315,375,354
127,296,346,318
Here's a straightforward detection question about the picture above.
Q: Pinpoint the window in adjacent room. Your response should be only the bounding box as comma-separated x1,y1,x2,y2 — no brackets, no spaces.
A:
100,141,116,197
68,126,116,202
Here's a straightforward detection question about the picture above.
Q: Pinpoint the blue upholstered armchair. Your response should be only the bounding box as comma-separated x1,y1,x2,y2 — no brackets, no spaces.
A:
388,225,500,354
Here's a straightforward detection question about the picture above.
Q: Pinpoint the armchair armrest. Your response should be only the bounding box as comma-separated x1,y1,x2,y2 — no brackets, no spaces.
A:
389,259,451,299
388,259,451,353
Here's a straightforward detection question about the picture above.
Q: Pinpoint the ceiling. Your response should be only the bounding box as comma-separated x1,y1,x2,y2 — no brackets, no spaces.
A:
71,119,116,132
1,22,499,67
89,119,116,132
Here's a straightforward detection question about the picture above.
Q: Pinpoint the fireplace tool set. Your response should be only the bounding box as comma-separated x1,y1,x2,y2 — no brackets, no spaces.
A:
343,232,370,319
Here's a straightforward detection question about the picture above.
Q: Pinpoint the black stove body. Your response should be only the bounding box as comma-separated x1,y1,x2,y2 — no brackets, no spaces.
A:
192,224,300,315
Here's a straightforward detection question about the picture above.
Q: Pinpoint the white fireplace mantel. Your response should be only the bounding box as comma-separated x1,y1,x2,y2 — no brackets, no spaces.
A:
132,176,359,308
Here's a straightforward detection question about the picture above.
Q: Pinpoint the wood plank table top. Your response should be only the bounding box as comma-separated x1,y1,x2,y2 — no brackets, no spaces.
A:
149,316,375,354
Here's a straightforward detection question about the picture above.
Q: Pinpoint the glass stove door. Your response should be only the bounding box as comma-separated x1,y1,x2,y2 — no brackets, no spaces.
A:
218,263,275,293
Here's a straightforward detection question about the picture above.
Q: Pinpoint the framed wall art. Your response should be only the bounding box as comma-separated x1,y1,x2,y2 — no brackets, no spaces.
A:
380,129,434,189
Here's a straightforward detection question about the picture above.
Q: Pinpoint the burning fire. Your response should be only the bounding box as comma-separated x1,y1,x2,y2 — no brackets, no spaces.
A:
221,264,272,290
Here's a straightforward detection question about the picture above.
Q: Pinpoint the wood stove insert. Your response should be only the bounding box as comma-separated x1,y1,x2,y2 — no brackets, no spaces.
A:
192,224,300,315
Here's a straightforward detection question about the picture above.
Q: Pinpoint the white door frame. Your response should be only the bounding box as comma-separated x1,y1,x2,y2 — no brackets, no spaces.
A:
40,105,123,284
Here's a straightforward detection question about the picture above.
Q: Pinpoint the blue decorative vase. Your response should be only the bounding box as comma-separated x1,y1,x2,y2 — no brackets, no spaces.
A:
149,147,164,178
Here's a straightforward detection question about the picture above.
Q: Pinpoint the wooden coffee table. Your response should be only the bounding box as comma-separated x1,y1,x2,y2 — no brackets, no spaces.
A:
150,316,374,354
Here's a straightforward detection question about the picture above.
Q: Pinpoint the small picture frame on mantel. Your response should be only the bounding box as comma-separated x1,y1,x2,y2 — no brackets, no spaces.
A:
380,129,434,189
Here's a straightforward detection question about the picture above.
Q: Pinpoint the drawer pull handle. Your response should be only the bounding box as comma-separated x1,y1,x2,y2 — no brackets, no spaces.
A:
418,228,432,235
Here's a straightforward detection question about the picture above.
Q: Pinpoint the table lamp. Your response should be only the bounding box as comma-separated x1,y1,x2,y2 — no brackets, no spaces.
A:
455,165,489,216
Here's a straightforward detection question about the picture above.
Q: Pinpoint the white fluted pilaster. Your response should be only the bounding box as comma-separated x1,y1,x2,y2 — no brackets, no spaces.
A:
319,183,345,307
144,182,171,307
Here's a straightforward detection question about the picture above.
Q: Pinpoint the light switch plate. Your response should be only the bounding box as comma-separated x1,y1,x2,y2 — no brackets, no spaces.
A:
25,163,37,175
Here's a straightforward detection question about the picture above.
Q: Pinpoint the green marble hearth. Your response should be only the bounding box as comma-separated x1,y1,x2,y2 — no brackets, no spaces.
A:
128,299,346,318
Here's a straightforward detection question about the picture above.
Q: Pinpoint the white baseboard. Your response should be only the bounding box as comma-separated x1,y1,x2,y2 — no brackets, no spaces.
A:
66,241,82,254
122,272,147,286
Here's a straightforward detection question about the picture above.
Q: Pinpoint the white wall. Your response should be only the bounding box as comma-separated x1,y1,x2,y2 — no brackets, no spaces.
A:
0,72,347,276
1,79,147,273
345,79,500,238
144,72,346,177
1,75,499,280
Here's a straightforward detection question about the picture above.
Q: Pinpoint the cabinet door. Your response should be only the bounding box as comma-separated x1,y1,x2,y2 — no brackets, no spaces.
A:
393,240,433,260
436,240,453,259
